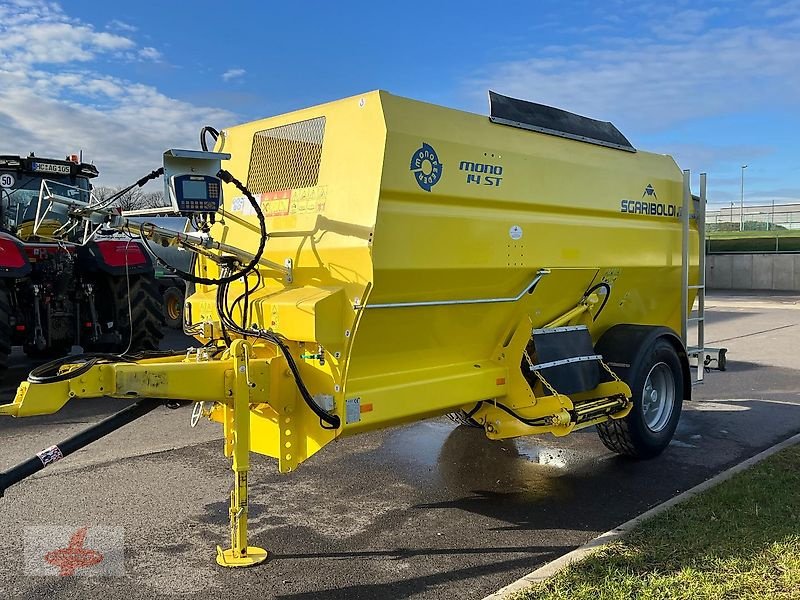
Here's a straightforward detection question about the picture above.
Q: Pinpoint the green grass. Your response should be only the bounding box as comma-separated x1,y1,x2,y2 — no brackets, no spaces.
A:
515,445,800,600
707,229,800,253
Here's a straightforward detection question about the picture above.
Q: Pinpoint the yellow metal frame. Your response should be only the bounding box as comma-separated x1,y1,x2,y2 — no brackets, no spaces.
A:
1,90,698,566
1,300,632,563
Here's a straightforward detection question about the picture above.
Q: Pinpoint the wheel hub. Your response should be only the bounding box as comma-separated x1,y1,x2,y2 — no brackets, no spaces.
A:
641,362,675,433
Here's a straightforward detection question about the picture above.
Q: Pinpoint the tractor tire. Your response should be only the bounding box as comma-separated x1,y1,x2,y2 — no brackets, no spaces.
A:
0,282,11,370
89,275,165,353
162,286,184,330
597,338,683,459
447,407,483,428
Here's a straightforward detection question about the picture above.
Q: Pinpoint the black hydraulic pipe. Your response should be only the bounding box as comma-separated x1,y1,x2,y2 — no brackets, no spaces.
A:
0,398,162,497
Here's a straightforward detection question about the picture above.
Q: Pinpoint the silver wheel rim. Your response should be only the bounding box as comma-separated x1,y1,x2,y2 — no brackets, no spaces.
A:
641,362,675,432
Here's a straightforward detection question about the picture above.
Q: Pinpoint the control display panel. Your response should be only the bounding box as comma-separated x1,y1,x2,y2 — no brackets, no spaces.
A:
171,174,221,213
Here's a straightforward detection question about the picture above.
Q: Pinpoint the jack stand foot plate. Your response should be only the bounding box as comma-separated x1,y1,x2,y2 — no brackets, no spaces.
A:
215,545,268,568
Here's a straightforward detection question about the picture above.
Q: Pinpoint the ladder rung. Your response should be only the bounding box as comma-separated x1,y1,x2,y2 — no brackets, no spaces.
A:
687,285,705,289
687,317,704,322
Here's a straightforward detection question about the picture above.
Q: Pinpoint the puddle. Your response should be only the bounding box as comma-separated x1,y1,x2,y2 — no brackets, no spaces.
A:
690,401,750,412
516,443,588,469
386,420,457,469
670,439,697,449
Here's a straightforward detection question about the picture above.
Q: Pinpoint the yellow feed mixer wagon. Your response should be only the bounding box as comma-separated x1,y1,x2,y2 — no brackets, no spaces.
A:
0,90,703,566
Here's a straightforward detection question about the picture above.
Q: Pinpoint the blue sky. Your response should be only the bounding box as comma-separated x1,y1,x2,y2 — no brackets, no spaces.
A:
1,0,799,208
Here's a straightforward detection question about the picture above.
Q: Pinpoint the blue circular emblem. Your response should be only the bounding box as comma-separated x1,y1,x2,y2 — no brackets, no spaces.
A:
409,143,443,192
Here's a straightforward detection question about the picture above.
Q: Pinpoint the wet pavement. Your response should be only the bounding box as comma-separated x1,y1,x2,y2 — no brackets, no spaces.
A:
1,293,799,599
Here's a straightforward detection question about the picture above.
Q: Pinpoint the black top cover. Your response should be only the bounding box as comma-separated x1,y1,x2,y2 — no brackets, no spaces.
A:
488,91,636,152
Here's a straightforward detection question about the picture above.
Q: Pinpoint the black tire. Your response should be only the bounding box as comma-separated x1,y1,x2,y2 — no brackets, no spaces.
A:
597,338,683,459
87,275,165,353
0,281,10,370
162,286,184,330
447,406,483,428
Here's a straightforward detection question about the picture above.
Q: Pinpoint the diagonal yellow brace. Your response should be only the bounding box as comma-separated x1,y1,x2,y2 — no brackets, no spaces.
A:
215,339,268,567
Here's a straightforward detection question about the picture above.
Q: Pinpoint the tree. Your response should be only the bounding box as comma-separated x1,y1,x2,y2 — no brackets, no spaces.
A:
93,185,167,212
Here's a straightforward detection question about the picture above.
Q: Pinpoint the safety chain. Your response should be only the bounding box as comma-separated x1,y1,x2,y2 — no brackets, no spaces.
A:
599,359,622,382
522,348,535,370
523,348,560,396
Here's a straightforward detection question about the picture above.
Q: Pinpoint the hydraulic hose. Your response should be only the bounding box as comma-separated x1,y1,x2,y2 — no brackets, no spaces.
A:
584,282,611,321
0,399,162,497
28,353,134,384
139,169,267,286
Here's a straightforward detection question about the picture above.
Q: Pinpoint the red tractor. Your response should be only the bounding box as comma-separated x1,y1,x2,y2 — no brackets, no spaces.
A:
0,153,164,368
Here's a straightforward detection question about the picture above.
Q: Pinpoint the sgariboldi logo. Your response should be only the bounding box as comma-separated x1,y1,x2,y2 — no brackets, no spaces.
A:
410,143,443,192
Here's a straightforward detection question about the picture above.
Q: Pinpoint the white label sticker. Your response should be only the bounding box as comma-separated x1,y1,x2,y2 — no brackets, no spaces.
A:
0,173,15,188
509,225,523,240
345,397,361,424
231,196,245,213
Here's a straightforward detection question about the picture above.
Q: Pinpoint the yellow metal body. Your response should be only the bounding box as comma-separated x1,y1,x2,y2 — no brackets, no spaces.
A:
2,90,698,564
188,90,693,461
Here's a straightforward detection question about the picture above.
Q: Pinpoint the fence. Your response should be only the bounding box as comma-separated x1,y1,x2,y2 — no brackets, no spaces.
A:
707,204,800,232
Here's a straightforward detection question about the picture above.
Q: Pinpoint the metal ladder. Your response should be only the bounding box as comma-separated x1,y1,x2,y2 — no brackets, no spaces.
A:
681,170,726,383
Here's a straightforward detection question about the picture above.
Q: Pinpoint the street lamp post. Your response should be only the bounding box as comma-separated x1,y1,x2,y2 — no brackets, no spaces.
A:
740,164,748,232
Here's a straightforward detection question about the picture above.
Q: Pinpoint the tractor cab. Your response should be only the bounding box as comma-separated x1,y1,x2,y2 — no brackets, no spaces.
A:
0,153,164,363
0,154,98,241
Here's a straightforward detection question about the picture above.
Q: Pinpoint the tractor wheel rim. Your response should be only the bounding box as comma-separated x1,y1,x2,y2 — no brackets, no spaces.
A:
641,362,675,432
167,296,180,320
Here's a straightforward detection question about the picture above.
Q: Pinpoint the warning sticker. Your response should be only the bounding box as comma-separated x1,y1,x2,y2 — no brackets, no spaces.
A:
232,190,291,216
36,445,64,467
509,225,523,240
231,187,327,217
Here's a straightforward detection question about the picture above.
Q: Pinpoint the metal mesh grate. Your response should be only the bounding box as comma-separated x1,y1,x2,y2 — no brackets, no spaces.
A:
246,117,325,194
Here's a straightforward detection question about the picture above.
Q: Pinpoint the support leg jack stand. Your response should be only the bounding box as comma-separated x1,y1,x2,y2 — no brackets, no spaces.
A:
215,340,267,568
215,478,268,567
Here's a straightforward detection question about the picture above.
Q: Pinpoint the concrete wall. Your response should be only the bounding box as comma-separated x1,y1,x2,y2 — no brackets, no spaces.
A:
707,253,800,291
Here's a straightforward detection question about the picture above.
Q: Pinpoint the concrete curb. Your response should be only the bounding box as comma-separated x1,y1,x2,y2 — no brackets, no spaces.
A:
483,431,800,600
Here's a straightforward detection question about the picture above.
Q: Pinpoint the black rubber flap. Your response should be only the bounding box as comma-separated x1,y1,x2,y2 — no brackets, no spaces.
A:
526,326,601,396
488,91,636,152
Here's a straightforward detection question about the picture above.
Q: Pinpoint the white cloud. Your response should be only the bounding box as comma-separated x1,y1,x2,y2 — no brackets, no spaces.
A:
471,5,800,133
0,2,135,65
0,0,236,185
763,0,800,18
138,46,161,61
653,143,774,177
107,19,137,33
466,1,800,202
222,68,246,82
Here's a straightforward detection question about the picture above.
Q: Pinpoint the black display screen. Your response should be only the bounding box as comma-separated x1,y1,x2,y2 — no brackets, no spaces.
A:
182,179,208,200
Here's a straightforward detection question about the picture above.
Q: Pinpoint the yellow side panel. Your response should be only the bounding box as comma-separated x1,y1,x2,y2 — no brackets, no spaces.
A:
184,90,698,447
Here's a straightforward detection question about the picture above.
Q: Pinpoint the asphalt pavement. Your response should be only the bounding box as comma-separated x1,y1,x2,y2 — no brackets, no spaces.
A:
1,292,799,599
